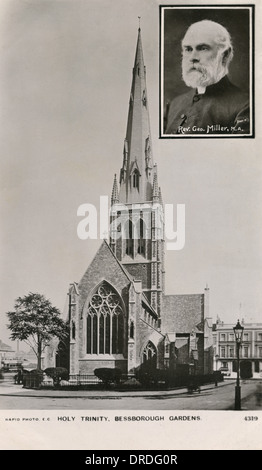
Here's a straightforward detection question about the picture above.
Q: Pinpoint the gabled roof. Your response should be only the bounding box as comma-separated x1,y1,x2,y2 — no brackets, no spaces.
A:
0,340,13,352
78,240,159,319
129,160,141,176
175,338,188,349
69,282,79,296
166,333,176,343
79,239,133,288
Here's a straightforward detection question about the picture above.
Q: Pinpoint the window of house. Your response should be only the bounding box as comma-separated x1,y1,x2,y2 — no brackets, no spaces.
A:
220,334,226,342
257,332,262,341
243,333,249,342
229,334,234,342
259,347,262,358
255,361,259,373
243,346,249,358
221,347,226,358
86,282,124,355
229,347,234,357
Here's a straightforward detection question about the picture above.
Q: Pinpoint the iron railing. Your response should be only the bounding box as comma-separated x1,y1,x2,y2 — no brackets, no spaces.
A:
67,374,102,385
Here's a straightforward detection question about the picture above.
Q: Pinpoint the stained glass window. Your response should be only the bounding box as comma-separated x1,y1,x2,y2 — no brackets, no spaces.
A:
86,282,124,355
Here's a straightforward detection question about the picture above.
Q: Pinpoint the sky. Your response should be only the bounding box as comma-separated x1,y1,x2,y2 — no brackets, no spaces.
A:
0,0,261,348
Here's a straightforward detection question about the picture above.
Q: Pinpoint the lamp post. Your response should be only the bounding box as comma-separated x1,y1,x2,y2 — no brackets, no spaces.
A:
233,319,244,410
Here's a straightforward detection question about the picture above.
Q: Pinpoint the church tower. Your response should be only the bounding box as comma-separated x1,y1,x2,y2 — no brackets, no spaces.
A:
110,28,165,323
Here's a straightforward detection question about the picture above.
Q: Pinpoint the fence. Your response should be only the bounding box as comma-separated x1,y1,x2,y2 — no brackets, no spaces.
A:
22,371,223,390
67,374,102,385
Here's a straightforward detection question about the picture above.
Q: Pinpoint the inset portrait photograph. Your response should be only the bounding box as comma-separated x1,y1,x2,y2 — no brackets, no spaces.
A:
160,5,254,138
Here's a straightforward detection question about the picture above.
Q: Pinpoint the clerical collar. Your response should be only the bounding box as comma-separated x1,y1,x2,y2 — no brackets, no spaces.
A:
197,86,206,94
194,75,230,98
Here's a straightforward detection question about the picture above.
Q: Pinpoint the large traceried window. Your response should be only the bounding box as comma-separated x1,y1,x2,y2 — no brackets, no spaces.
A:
86,282,124,355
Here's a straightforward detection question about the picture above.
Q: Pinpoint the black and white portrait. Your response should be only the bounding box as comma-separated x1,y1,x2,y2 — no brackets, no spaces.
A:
160,6,254,137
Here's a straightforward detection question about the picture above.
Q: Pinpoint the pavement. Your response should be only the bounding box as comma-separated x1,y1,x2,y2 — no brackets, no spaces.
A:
0,376,236,399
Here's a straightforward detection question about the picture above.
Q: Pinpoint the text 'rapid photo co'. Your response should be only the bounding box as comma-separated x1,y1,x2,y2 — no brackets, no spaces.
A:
160,4,254,138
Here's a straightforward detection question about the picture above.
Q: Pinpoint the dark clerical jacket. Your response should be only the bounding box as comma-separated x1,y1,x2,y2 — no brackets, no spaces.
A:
164,76,250,135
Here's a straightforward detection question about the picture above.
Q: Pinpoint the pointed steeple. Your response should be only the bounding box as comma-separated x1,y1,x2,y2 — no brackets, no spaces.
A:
118,28,154,204
111,174,119,205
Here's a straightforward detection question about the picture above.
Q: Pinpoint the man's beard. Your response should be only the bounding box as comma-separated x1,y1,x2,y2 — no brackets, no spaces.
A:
182,54,227,89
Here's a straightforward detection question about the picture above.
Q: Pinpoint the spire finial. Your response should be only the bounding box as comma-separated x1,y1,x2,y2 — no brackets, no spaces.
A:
138,16,141,31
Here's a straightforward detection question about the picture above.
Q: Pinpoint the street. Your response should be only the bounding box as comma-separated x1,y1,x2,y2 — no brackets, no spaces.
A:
0,373,261,410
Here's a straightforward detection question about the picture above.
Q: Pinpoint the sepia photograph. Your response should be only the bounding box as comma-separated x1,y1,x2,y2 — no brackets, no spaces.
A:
160,5,254,137
0,0,261,451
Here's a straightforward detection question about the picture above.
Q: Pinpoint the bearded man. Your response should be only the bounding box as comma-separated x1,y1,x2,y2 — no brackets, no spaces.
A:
164,20,250,135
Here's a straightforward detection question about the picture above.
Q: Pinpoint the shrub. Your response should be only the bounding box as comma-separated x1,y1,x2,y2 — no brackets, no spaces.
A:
94,368,122,385
135,368,169,387
23,369,43,389
44,367,69,387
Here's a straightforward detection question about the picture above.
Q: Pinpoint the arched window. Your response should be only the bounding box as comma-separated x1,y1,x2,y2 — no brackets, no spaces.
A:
86,282,124,355
137,218,146,256
133,170,139,189
125,219,134,257
142,341,157,371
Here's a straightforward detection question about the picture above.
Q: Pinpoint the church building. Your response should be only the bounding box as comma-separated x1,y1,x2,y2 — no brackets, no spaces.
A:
65,29,213,379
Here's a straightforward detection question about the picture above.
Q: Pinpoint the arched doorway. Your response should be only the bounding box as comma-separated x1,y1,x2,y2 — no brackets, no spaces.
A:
240,361,252,379
142,341,157,372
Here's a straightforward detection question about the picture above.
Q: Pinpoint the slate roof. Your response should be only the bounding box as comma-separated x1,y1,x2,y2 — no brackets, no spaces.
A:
162,294,204,335
175,338,188,349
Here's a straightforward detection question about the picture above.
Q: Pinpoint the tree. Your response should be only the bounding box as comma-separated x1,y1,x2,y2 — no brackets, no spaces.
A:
7,293,68,370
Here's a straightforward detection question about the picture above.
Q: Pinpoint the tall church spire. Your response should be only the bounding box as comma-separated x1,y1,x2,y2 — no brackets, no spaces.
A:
110,27,164,318
111,174,119,205
119,28,154,204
